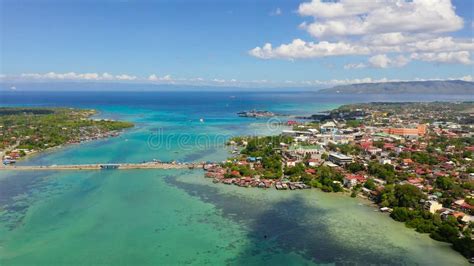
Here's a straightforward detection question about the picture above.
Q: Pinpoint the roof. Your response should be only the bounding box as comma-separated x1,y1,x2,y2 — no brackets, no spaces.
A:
383,143,395,149
321,121,337,128
305,169,316,174
345,174,366,182
289,145,322,151
408,177,424,184
329,152,352,160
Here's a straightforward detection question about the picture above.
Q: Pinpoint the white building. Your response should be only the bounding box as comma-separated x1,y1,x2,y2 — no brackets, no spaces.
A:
424,200,443,214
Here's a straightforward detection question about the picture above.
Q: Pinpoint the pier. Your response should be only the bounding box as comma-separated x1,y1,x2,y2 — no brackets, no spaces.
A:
0,162,206,171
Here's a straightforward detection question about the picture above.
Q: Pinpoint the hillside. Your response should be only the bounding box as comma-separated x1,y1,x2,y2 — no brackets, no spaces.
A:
317,80,474,94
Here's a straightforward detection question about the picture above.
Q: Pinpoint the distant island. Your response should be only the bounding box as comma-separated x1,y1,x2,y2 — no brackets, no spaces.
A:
317,80,474,94
238,110,277,118
0,107,133,163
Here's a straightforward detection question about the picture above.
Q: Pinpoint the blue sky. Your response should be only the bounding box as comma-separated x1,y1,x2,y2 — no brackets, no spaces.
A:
1,0,473,87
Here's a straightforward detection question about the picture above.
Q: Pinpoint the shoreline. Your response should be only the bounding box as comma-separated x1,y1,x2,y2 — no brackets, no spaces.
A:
9,129,129,164
1,107,134,165
199,101,474,261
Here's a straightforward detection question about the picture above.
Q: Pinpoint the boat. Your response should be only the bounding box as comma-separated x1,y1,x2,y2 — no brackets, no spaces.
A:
199,118,204,123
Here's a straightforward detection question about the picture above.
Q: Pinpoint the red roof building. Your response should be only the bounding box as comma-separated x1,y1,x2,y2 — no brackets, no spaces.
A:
383,143,395,150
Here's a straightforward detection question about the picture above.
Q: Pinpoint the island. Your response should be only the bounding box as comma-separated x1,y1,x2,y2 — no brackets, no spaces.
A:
0,107,133,163
316,80,474,94
204,101,474,260
237,110,276,118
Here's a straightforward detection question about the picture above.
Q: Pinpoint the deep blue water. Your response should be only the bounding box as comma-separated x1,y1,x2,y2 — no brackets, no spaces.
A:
2,90,473,110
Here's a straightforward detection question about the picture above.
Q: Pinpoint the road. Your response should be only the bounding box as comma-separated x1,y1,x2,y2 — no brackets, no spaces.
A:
0,162,206,171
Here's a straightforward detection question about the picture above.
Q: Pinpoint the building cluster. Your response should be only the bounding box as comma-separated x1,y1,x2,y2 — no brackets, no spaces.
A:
204,160,310,190
205,102,474,229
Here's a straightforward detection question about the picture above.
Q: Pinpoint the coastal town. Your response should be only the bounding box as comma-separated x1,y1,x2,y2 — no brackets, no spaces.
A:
205,102,474,259
0,107,133,164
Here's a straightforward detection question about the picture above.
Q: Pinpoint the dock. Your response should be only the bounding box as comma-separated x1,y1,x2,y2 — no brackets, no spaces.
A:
0,162,206,171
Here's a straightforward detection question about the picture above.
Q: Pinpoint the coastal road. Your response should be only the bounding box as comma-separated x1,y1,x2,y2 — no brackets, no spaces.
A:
0,162,205,171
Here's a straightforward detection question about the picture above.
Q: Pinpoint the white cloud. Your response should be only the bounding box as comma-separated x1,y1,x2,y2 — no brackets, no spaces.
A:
270,7,282,16
368,54,410,68
161,74,172,81
16,72,139,81
101,73,115,80
2,72,471,89
148,74,173,82
406,37,474,53
298,0,463,38
410,51,472,64
460,74,473,81
250,0,472,66
249,39,369,59
115,74,137,81
344,63,366,69
148,74,159,81
368,55,391,68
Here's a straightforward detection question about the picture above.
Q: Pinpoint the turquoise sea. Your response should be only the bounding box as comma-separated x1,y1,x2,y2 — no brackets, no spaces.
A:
1,91,473,265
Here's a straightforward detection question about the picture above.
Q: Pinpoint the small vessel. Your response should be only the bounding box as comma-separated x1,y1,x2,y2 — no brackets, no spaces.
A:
199,118,204,123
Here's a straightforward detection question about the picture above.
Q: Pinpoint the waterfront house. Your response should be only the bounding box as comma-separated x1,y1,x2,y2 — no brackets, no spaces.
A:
343,174,366,188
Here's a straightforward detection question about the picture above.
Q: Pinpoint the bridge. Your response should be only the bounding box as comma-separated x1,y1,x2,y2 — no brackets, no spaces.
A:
0,162,207,171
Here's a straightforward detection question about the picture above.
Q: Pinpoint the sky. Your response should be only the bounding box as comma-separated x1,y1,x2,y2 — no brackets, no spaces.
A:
1,0,473,88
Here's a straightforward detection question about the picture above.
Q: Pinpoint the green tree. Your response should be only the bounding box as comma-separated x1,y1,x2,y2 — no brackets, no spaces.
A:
364,178,377,190
394,184,425,208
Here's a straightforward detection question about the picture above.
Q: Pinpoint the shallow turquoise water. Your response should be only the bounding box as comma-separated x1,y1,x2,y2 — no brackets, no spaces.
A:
0,91,470,265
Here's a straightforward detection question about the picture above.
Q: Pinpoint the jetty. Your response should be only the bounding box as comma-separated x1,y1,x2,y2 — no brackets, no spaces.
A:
0,162,207,171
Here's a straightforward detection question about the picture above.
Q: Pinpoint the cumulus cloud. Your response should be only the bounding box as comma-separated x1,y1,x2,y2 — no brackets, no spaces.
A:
115,74,137,81
250,0,472,66
298,0,462,38
249,39,369,59
368,54,410,68
405,37,474,53
2,72,471,89
148,74,173,82
15,72,138,81
410,51,472,64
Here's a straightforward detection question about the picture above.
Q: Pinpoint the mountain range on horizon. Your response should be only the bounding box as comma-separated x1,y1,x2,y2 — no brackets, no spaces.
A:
317,80,474,94
0,80,473,94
